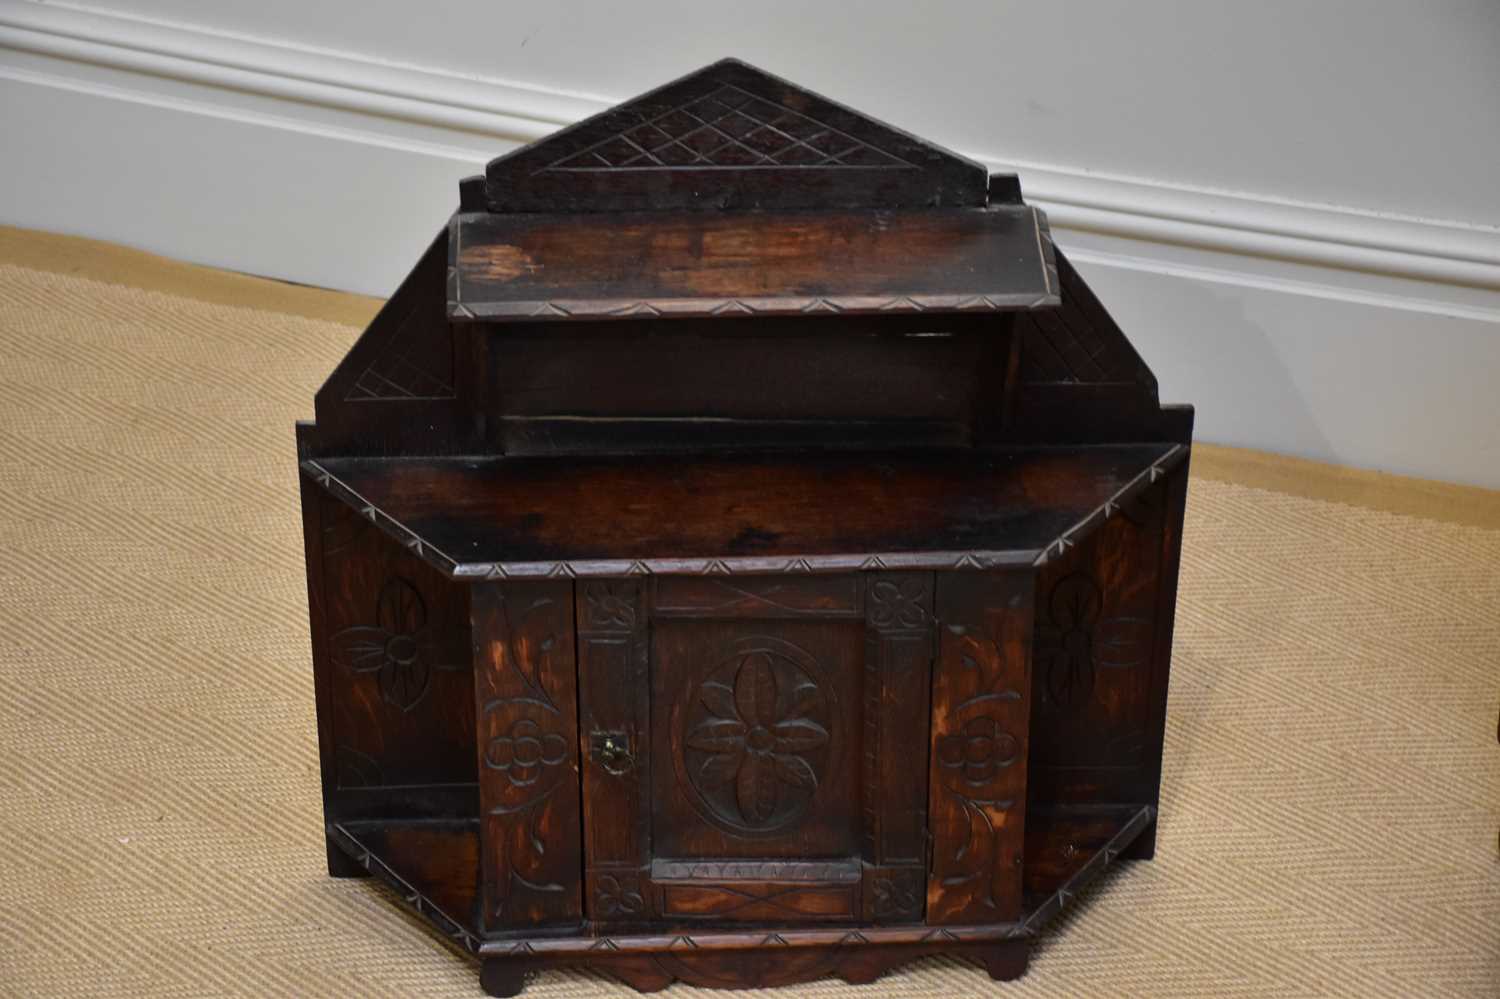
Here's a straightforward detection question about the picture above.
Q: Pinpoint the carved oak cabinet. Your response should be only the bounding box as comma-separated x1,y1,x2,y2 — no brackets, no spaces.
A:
296,59,1193,996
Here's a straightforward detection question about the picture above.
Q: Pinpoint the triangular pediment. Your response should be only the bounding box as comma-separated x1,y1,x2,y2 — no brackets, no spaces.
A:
482,58,991,212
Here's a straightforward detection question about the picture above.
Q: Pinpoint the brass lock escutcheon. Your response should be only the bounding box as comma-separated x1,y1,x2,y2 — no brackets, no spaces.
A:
591,730,634,775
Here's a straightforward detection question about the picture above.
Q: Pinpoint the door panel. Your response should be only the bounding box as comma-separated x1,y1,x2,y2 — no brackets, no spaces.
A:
579,573,937,927
652,621,861,860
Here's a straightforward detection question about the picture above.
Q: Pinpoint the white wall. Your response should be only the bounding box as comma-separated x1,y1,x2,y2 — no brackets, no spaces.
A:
3,0,1498,485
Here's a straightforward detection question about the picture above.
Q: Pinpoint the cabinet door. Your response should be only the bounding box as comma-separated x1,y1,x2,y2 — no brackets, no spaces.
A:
576,574,934,926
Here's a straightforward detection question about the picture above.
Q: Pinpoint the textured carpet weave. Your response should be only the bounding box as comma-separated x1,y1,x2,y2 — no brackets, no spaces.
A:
0,234,1496,997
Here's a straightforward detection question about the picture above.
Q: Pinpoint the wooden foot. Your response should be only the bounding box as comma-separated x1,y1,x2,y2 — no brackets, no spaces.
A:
325,840,369,879
976,940,1030,981
480,958,532,998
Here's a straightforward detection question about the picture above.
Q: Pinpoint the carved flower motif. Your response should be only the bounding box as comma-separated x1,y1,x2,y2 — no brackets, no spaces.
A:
485,718,569,789
937,716,1019,784
583,581,636,629
869,577,927,629
686,652,830,826
594,874,645,918
1036,573,1152,710
871,873,922,920
331,578,465,711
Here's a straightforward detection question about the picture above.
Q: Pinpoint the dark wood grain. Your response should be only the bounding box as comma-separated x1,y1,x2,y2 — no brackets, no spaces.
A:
928,572,1034,923
308,230,476,458
484,313,1003,454
298,57,1193,997
576,579,653,921
654,575,864,619
305,444,1180,578
472,581,581,930
450,207,1057,320
650,620,861,860
861,573,933,923
322,802,1152,992
482,58,990,213
312,475,476,801
1029,472,1171,809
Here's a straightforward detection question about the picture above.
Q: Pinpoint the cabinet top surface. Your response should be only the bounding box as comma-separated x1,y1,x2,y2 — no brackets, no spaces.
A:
303,444,1184,579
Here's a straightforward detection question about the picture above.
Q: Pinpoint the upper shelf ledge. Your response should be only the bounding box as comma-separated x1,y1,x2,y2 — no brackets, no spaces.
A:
447,206,1059,322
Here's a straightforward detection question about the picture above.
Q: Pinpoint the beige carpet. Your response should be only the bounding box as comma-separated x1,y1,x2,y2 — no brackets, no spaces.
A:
0,228,1496,998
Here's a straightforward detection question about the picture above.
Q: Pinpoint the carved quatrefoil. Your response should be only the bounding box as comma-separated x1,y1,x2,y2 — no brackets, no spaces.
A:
678,638,833,836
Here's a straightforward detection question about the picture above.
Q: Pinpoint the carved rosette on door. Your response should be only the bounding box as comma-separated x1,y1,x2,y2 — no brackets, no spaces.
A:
647,576,867,921
677,636,833,836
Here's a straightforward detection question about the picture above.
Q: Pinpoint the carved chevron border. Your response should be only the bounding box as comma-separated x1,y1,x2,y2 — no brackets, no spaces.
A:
1014,805,1156,937
1032,443,1189,567
444,208,1060,321
448,290,1061,322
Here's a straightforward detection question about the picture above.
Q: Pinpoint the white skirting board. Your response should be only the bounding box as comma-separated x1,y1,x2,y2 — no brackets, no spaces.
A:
2,2,1498,488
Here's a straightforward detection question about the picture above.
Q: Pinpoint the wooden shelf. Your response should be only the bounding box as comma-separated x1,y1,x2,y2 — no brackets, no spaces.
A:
328,804,1154,959
304,444,1184,579
448,207,1058,321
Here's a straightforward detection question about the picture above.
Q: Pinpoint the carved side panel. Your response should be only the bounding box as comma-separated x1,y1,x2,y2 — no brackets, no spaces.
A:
317,490,474,793
927,572,1034,924
1029,469,1178,809
577,580,653,921
860,573,933,923
472,581,581,929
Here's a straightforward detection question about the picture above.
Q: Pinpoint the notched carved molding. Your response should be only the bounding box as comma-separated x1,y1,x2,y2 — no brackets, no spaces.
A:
659,881,859,921
1033,444,1186,566
651,859,860,883
448,291,1061,322
304,454,1178,583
